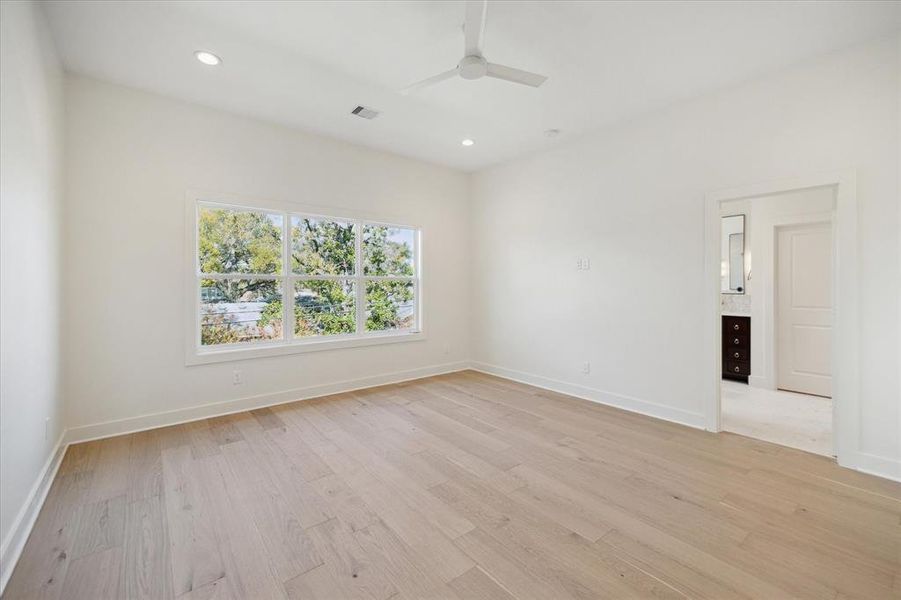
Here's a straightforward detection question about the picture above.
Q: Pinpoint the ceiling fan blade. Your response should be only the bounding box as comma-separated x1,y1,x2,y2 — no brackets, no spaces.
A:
464,0,487,56
399,68,459,95
486,63,547,87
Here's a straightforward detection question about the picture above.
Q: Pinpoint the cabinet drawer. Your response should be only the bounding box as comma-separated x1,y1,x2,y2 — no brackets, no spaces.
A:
724,334,748,348
724,317,749,334
724,360,750,376
725,348,749,361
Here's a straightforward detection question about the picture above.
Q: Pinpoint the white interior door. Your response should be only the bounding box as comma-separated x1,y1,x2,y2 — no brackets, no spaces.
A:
776,222,832,397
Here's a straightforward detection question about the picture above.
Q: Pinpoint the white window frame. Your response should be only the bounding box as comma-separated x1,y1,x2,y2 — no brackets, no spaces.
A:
185,195,423,365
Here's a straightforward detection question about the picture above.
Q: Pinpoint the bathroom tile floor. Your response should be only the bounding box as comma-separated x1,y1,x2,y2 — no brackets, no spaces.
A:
721,379,833,456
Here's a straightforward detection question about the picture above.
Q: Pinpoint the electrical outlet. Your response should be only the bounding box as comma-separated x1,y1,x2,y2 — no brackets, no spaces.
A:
576,257,591,271
581,361,591,374
44,417,50,441
443,344,451,355
232,370,242,385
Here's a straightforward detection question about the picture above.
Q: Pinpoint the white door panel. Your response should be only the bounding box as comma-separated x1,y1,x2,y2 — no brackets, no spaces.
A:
777,223,832,397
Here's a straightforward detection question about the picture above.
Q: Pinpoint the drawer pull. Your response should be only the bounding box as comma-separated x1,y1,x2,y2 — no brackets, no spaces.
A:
734,366,740,373
733,338,740,345
733,352,740,358
733,323,740,330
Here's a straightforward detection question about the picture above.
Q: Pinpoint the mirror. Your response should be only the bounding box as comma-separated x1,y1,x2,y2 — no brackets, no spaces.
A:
721,214,745,294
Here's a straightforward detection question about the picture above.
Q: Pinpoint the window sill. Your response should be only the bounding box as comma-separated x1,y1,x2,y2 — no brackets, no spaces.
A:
185,331,425,366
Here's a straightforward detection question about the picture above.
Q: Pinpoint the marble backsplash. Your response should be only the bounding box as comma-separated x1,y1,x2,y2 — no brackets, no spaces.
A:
721,294,751,315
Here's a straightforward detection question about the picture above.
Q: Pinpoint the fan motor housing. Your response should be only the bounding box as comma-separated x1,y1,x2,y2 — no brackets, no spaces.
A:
459,55,488,80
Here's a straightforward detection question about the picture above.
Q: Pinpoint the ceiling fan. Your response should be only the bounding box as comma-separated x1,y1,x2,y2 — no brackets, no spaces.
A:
400,0,548,94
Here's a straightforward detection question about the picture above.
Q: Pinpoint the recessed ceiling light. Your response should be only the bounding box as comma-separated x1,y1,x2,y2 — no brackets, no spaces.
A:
194,51,221,66
461,139,474,146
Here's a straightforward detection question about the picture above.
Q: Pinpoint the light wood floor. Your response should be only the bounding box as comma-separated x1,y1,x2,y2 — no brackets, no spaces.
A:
5,371,900,599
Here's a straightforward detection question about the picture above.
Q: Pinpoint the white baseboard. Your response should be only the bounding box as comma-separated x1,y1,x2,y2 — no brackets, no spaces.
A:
64,361,469,445
853,451,901,483
470,361,706,429
0,432,67,595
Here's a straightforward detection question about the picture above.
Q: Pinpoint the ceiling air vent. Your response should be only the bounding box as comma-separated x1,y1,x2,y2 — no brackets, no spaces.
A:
351,105,379,120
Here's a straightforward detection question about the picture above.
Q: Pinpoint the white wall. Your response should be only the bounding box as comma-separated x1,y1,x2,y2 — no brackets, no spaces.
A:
471,36,900,476
62,75,471,437
0,0,65,566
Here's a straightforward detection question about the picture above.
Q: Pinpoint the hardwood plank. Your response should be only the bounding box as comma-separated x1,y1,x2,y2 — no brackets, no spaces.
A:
507,464,614,542
124,495,174,600
83,435,131,503
176,577,234,600
430,462,665,598
256,431,335,528
219,440,322,582
57,442,99,476
58,547,123,600
157,423,192,451
449,566,516,600
70,495,126,559
284,563,358,600
161,446,225,596
185,419,221,459
313,419,474,540
250,407,287,431
192,454,288,600
265,425,333,482
452,528,573,600
309,473,379,533
206,415,245,446
305,517,397,600
340,466,475,582
127,429,163,501
353,520,460,600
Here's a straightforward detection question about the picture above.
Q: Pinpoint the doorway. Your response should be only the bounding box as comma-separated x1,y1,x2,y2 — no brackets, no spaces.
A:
704,172,860,468
716,190,835,456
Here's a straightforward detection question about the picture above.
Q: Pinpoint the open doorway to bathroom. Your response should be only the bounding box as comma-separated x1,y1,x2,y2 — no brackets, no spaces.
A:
718,186,835,456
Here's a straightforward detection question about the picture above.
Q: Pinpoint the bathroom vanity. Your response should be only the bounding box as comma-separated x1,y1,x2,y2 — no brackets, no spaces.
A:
722,315,750,382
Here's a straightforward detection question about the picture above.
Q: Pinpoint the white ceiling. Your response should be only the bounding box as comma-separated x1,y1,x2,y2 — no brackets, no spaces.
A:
41,1,901,171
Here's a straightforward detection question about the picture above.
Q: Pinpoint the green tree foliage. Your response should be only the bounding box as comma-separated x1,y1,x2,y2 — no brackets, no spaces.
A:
295,280,355,337
363,225,415,331
198,207,282,300
198,207,283,345
291,218,357,336
363,225,414,276
365,280,414,331
201,279,281,345
292,218,355,275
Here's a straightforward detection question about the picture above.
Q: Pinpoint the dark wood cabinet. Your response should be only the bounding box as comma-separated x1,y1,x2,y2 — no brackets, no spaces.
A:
722,315,750,383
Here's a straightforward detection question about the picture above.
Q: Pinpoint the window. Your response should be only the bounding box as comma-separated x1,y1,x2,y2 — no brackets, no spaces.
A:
191,200,420,362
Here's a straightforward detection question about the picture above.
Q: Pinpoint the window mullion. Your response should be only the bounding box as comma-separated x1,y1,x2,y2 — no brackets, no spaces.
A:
355,220,364,334
198,273,280,280
283,213,292,341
